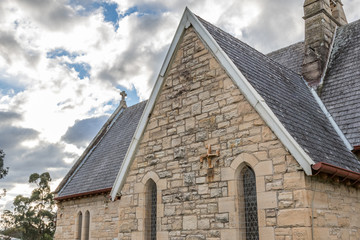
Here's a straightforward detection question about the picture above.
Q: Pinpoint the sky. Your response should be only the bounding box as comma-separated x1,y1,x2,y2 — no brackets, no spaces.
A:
0,0,360,211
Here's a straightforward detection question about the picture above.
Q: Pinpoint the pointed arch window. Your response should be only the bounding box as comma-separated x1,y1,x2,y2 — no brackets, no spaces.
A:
238,166,259,240
76,211,82,240
84,210,90,240
145,179,157,240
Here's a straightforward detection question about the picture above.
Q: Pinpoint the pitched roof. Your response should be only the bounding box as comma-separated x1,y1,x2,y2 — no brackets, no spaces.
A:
267,41,305,75
197,16,360,172
57,8,360,200
109,8,360,199
320,19,360,147
56,101,147,198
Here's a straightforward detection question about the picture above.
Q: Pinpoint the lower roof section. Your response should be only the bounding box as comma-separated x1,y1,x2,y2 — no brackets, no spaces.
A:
57,101,147,199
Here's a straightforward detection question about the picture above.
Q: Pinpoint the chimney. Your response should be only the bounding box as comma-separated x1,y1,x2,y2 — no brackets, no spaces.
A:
330,0,348,25
302,0,347,87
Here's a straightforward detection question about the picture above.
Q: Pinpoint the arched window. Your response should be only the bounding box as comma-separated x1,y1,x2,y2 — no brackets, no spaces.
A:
84,210,90,240
145,179,157,240
76,211,82,240
238,166,259,240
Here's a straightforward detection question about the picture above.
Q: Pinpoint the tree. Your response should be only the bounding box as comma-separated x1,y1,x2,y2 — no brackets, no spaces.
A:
0,149,8,179
1,172,56,240
0,149,9,179
0,149,8,200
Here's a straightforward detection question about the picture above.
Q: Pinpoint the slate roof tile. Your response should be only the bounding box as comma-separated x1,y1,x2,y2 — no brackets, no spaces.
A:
197,16,360,172
321,19,360,147
267,42,305,75
58,101,147,198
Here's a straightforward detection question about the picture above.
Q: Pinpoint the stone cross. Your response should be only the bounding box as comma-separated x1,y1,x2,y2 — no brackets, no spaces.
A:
120,91,127,107
200,145,220,169
120,91,127,101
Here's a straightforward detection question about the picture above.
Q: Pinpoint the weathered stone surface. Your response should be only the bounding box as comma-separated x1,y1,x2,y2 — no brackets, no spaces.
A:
55,24,360,240
278,209,312,227
183,215,197,230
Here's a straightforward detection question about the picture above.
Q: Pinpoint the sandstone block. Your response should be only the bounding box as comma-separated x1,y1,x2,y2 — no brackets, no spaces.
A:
183,215,197,230
254,160,273,176
283,172,306,189
257,191,278,209
277,208,312,227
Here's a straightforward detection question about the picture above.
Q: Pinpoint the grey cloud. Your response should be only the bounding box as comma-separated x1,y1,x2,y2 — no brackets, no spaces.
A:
61,115,108,148
1,141,75,188
0,113,74,190
215,0,304,53
345,0,360,22
15,0,86,31
0,126,39,149
0,31,41,66
0,32,23,65
97,14,172,90
0,111,22,125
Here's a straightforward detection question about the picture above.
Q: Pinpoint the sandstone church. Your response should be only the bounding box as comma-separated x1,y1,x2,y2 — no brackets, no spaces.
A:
54,0,360,239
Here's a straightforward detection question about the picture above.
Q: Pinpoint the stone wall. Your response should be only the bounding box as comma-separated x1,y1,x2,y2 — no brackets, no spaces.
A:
309,177,360,240
117,26,311,240
54,25,360,240
55,194,119,240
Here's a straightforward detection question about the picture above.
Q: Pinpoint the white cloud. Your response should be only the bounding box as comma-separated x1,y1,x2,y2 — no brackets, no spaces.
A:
0,0,360,212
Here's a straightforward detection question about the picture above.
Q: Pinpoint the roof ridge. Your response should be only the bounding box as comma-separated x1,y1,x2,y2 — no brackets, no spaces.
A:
197,11,360,171
266,41,304,56
196,15,303,79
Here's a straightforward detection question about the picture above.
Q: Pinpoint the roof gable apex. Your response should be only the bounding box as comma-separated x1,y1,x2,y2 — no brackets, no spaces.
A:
110,8,317,200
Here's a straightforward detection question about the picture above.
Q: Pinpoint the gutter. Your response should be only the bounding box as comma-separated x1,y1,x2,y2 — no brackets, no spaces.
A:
54,188,112,201
312,162,360,186
353,145,360,152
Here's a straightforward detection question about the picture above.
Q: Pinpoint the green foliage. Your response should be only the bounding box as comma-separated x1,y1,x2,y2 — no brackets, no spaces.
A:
1,172,56,240
0,149,8,179
0,149,8,201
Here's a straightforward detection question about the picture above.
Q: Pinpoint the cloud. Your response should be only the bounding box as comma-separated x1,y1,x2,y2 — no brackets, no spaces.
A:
0,31,41,67
0,113,73,191
0,111,22,124
0,126,38,150
62,115,109,148
0,0,360,212
236,0,304,53
15,0,85,31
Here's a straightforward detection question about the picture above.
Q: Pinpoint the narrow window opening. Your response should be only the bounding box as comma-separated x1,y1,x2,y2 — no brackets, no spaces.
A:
145,179,157,240
76,211,82,240
238,166,259,240
84,210,90,240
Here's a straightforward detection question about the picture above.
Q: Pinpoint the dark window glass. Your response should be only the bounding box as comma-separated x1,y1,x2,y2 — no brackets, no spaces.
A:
84,211,90,240
145,180,157,240
243,167,259,240
77,212,82,240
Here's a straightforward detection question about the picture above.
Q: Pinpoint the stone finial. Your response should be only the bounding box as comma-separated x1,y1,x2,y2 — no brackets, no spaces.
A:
302,0,347,87
120,90,127,108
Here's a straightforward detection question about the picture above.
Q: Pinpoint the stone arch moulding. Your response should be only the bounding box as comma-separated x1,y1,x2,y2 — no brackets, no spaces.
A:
220,152,274,240
131,171,168,240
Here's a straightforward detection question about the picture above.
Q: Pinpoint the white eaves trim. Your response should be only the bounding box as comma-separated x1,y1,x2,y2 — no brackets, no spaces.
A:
186,9,315,173
110,9,192,200
110,8,316,200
